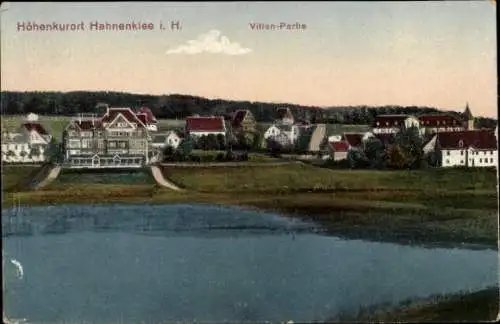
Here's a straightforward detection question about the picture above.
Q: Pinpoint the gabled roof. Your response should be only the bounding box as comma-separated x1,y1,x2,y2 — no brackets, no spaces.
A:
101,107,146,128
186,116,225,132
436,130,496,150
372,115,410,128
329,141,350,152
276,107,294,120
231,110,249,127
137,106,158,124
418,115,462,127
343,133,363,147
462,103,473,120
22,122,49,135
73,120,102,131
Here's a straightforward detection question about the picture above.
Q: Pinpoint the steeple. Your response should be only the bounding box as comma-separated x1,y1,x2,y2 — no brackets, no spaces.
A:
462,102,474,130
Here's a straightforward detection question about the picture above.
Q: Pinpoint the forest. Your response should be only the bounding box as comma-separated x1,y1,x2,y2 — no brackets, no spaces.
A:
1,91,496,128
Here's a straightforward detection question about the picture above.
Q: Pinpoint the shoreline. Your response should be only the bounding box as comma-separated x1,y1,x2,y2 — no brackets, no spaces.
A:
3,189,498,250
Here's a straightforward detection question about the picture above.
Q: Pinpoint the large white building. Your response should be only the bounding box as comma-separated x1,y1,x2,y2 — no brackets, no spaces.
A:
371,115,422,135
424,129,497,168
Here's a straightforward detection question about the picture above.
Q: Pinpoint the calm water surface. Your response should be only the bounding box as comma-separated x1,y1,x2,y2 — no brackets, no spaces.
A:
2,204,498,323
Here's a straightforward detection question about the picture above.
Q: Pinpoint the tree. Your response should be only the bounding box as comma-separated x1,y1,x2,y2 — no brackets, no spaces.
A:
364,137,386,169
386,144,411,169
216,134,226,150
394,126,424,169
206,134,217,150
177,136,194,157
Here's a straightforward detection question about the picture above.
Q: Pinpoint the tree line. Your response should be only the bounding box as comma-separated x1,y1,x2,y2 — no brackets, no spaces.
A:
1,91,496,128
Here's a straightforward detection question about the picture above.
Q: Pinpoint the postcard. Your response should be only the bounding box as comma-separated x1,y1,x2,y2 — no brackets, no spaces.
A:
1,1,498,323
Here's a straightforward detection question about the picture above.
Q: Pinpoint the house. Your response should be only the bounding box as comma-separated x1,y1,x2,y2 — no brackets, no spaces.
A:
342,132,367,151
275,107,294,125
62,107,151,168
1,122,52,163
151,131,181,151
25,113,39,122
371,115,421,135
231,109,257,134
185,116,226,138
136,106,158,132
264,124,300,147
327,140,350,161
417,115,464,135
425,129,497,167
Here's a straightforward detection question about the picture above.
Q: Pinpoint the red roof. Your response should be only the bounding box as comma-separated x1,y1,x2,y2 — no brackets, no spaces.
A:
186,116,225,132
373,115,409,128
136,113,148,125
74,120,102,130
343,133,363,147
231,110,248,127
101,108,146,128
329,141,350,152
137,106,158,124
436,130,497,150
418,115,462,127
22,122,48,135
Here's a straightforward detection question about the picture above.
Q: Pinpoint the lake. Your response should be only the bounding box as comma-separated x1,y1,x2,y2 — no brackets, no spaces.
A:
2,204,498,323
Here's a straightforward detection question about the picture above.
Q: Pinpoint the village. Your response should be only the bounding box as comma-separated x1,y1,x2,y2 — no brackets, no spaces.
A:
1,103,498,170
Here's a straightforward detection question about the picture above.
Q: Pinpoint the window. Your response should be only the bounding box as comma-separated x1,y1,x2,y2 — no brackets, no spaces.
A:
479,158,482,163
446,159,449,164
490,158,493,163
109,141,117,148
458,140,463,148
461,160,463,164
446,151,450,156
460,150,464,155
117,122,128,128
443,121,446,125
119,141,127,149
491,151,494,155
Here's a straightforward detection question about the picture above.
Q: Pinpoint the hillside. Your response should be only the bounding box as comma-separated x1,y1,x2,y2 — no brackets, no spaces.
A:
0,91,496,128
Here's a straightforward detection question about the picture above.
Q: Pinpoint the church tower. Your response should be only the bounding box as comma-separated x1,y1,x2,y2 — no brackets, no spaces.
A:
462,102,474,130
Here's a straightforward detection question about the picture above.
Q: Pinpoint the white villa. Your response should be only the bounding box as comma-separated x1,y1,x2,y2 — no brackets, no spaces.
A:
1,122,52,163
151,131,182,151
264,124,300,147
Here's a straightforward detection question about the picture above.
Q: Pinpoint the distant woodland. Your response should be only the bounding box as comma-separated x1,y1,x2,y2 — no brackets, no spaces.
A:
0,91,496,128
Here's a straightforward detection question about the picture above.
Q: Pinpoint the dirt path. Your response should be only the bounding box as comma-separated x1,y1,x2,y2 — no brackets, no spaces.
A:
150,165,183,191
31,165,61,190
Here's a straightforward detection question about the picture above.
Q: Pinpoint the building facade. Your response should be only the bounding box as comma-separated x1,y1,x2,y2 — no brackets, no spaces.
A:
371,115,421,135
63,108,151,168
185,116,227,137
1,122,52,163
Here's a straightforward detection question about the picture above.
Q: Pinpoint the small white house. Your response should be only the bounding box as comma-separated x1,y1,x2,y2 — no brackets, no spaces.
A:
1,132,49,163
264,124,300,146
151,131,181,150
25,113,39,122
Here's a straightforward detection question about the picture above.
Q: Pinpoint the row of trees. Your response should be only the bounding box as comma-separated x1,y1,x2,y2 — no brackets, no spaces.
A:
3,91,494,127
339,127,438,170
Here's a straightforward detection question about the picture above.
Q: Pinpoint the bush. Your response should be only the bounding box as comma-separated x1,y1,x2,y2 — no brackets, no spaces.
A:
225,150,236,162
216,153,225,162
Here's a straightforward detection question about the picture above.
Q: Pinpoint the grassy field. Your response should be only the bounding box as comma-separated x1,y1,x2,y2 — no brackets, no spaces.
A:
2,115,369,141
2,163,497,248
334,286,499,322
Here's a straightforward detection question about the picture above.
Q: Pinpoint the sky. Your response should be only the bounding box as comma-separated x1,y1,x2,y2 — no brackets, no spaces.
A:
0,1,497,118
